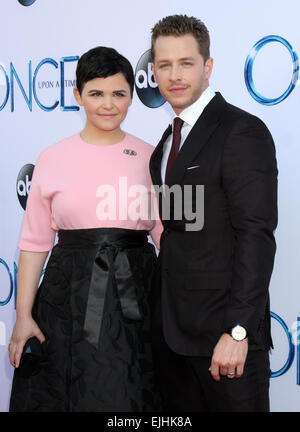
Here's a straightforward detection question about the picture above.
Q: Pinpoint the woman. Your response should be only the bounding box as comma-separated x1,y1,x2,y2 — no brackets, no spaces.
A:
9,47,162,412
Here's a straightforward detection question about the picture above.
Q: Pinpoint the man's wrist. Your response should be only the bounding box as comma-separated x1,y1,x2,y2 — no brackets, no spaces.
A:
226,324,247,341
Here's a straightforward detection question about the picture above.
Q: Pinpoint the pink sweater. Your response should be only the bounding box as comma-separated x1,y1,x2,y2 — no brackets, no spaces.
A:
19,133,162,251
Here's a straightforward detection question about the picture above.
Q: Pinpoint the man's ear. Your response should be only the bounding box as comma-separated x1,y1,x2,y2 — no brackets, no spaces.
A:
151,63,157,83
205,57,214,80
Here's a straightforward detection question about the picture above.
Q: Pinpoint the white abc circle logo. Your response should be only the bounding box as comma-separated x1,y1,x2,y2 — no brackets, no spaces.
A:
135,50,165,108
16,164,34,210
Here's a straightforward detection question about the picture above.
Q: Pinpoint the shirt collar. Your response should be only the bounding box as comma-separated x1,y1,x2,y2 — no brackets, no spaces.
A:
174,86,216,128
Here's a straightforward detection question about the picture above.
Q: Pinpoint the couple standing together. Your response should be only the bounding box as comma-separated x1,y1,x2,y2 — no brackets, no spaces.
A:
9,14,277,412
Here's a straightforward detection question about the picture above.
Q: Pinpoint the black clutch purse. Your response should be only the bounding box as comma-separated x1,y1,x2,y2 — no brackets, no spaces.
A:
17,337,47,378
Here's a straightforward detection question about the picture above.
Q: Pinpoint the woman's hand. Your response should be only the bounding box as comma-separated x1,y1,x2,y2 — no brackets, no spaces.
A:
8,316,45,368
9,250,49,368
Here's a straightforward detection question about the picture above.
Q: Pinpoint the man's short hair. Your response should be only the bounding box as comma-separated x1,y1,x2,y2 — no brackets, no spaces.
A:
151,14,210,62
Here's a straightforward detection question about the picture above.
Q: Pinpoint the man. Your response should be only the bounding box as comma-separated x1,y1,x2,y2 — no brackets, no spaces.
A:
149,14,277,412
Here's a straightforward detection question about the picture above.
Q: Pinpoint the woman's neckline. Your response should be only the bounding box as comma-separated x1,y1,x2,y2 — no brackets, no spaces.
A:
77,131,128,148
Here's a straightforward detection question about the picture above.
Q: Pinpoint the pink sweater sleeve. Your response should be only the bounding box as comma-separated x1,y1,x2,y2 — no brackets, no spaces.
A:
149,219,163,250
18,152,56,252
148,186,163,250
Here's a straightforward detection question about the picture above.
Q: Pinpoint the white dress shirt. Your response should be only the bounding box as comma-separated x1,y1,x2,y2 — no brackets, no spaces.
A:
161,86,216,183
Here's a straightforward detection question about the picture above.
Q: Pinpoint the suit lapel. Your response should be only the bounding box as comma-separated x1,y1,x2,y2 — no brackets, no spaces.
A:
166,92,226,186
150,124,172,186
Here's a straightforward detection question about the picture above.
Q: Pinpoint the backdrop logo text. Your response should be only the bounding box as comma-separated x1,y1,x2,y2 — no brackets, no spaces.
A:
0,57,79,112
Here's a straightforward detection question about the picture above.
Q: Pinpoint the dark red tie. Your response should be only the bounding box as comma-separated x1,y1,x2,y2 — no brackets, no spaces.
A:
165,117,184,182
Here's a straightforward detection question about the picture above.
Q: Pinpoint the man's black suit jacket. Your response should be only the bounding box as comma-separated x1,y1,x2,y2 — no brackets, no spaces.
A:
149,92,278,357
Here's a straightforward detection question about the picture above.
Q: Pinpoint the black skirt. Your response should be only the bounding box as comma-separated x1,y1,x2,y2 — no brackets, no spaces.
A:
9,228,161,412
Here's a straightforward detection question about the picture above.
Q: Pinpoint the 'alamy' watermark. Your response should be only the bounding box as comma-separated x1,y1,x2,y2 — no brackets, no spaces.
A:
95,177,204,232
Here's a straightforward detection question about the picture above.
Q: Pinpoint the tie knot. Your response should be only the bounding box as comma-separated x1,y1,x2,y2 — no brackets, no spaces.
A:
173,117,184,133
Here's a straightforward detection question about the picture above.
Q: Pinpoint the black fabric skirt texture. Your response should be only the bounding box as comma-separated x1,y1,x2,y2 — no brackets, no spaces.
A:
9,228,161,412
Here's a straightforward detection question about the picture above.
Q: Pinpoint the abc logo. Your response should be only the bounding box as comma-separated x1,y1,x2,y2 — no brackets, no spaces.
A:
17,0,36,6
135,49,165,108
16,164,34,210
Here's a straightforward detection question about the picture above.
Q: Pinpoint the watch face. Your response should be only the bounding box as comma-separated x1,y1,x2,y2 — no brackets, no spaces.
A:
231,325,247,341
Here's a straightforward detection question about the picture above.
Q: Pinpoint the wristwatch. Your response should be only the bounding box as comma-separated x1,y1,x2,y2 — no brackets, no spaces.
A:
230,325,247,341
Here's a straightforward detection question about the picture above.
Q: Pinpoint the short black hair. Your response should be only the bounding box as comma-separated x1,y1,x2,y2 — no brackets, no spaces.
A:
76,46,134,96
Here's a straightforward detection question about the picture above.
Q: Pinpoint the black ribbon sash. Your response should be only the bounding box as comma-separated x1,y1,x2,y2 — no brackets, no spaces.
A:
57,228,148,348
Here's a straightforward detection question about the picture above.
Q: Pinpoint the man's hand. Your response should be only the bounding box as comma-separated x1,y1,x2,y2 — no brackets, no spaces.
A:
209,333,248,381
